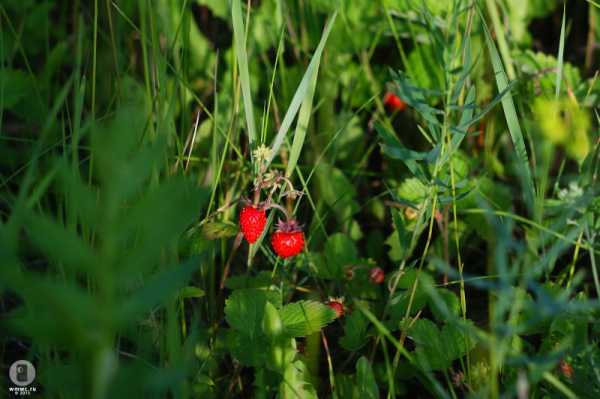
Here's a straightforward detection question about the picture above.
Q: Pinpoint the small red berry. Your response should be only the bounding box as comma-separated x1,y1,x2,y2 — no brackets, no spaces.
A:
239,205,266,243
271,219,304,258
369,267,385,284
383,92,407,112
327,301,344,318
559,360,573,379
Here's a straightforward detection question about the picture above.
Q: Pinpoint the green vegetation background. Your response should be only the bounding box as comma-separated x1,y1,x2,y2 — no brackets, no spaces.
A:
1,0,600,398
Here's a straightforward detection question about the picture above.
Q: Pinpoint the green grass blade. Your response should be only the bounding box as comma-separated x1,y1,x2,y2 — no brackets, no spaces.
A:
555,4,566,99
266,12,338,169
285,49,320,178
484,0,516,80
231,0,257,155
480,11,536,212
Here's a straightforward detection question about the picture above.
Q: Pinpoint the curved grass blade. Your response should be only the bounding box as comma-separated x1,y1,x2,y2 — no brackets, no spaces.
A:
480,10,535,212
266,12,338,169
555,4,566,99
231,0,258,156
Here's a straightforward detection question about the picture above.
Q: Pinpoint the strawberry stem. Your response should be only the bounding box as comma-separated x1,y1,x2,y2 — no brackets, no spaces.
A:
264,202,291,221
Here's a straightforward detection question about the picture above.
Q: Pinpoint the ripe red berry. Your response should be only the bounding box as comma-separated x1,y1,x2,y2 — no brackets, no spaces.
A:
559,360,573,379
383,92,407,112
369,267,385,284
271,231,304,258
327,301,344,318
239,205,266,243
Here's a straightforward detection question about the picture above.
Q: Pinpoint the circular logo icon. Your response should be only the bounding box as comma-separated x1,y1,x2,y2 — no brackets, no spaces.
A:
9,360,36,386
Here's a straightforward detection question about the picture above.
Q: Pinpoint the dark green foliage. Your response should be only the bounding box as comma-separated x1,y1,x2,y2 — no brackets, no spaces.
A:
2,0,600,398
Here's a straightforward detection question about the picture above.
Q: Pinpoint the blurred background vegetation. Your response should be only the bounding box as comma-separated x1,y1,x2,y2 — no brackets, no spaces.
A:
1,0,600,398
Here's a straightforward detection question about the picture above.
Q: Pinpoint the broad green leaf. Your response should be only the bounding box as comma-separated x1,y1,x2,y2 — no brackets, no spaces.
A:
441,323,475,363
226,329,268,367
409,319,448,370
280,360,318,399
340,311,370,351
356,357,379,399
262,301,284,338
409,319,474,371
397,178,428,204
279,300,337,337
225,288,269,339
389,290,428,321
429,289,461,322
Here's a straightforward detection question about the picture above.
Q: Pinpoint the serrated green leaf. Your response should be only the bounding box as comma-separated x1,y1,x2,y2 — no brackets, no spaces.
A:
409,319,474,371
280,360,318,399
225,288,269,339
397,178,428,204
226,329,268,367
429,289,460,322
340,311,370,351
356,356,379,399
279,300,337,337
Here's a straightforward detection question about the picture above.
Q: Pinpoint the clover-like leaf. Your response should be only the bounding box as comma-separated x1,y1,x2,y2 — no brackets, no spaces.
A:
279,301,337,337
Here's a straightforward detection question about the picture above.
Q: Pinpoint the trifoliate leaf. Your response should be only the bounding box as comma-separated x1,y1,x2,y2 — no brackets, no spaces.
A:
225,289,269,339
279,300,337,337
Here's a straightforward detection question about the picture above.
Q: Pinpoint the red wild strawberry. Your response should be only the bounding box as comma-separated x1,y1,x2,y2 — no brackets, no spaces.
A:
327,299,345,318
383,92,407,112
369,267,385,284
271,219,305,258
559,360,573,379
239,205,266,243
